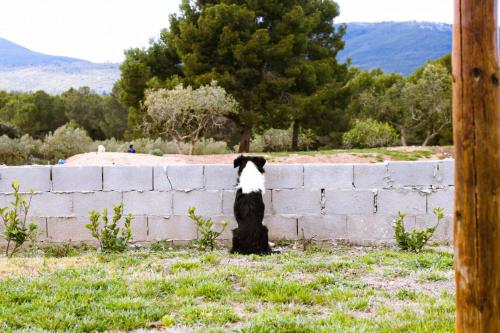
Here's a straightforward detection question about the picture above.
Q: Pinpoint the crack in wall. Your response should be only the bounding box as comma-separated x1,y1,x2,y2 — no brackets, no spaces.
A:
320,189,326,215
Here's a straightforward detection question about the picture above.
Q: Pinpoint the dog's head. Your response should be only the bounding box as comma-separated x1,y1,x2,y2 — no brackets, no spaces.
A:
233,155,266,176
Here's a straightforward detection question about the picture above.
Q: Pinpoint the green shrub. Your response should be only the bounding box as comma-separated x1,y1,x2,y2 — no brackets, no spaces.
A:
0,181,37,257
393,208,445,252
248,127,316,152
43,243,92,258
343,119,399,148
188,207,228,251
41,123,93,162
193,138,228,155
86,203,133,253
150,148,164,156
0,122,20,138
0,134,41,165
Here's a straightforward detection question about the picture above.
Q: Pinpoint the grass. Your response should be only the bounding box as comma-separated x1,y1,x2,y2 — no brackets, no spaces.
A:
0,244,455,332
265,146,447,162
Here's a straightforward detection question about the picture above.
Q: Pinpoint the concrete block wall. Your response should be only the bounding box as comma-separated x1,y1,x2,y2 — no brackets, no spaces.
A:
0,160,455,245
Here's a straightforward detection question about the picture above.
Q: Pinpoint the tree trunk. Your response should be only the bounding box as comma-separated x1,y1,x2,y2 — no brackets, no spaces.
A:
188,138,196,155
400,128,407,146
238,127,251,153
291,120,300,151
172,137,184,155
422,130,434,147
453,0,500,331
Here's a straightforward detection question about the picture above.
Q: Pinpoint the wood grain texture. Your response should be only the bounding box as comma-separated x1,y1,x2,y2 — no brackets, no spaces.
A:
453,0,500,332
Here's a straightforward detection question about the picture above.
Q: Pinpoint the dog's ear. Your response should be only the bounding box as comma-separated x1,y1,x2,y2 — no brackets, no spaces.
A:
254,156,266,169
233,155,244,168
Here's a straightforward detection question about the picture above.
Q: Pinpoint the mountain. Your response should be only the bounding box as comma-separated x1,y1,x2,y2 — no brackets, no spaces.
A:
0,37,119,94
0,37,88,67
338,21,452,75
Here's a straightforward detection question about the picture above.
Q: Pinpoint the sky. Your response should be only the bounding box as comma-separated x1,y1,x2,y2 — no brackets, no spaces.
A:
0,0,464,63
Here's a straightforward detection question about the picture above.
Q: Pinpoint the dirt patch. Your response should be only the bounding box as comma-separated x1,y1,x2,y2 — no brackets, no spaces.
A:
65,146,453,166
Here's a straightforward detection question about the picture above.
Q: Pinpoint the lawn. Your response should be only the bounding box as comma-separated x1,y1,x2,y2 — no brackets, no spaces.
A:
0,243,455,332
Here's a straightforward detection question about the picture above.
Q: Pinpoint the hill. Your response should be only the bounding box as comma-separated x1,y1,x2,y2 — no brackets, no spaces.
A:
0,37,119,94
338,21,452,75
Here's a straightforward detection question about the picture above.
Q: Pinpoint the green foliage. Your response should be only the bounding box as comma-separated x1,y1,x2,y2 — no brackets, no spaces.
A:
0,181,37,257
86,203,134,253
0,122,20,138
43,243,93,258
149,148,164,156
0,87,127,142
394,208,445,253
343,119,399,148
0,134,41,165
41,123,93,162
187,207,228,251
249,127,316,152
158,0,349,151
144,81,238,154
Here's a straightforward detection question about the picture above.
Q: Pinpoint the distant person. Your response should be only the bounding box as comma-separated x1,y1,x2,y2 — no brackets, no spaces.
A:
128,144,136,153
97,145,106,153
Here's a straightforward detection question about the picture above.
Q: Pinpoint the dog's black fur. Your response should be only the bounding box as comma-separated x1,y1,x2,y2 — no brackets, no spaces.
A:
231,155,271,255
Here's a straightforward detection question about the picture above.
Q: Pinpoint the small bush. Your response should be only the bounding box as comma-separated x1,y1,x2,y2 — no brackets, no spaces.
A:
41,123,93,162
394,208,445,252
343,119,399,149
0,134,41,165
0,181,37,257
188,207,228,251
86,203,133,253
43,243,92,258
150,148,164,156
248,127,316,152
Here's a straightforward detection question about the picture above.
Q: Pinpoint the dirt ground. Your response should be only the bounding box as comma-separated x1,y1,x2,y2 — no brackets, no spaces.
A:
65,146,453,166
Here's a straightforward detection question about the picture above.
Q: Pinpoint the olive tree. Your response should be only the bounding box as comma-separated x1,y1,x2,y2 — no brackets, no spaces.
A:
144,81,238,155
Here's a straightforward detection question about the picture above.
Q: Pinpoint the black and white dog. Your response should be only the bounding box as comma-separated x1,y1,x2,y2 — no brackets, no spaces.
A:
231,155,271,255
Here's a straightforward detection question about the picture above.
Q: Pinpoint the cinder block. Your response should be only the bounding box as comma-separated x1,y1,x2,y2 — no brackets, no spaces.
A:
0,193,13,209
123,191,172,216
354,163,388,189
46,217,94,242
304,164,353,189
153,166,171,191
103,166,153,191
166,165,204,190
347,214,406,242
30,192,73,217
52,166,103,192
265,164,303,189
299,215,347,240
387,161,439,187
377,189,427,215
427,189,454,214
204,164,237,190
173,190,221,215
438,159,455,186
325,190,375,215
148,216,198,241
272,189,321,215
211,215,237,240
415,214,452,241
0,166,51,193
263,215,298,240
129,216,148,242
73,191,122,216
222,190,272,215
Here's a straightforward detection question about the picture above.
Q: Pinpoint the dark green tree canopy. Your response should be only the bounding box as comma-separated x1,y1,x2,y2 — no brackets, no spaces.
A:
116,0,347,149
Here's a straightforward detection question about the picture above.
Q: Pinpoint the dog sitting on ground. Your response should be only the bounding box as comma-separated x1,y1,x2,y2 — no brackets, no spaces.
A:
231,155,271,255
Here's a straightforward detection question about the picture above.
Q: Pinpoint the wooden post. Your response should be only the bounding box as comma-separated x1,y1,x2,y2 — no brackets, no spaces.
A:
453,0,500,332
